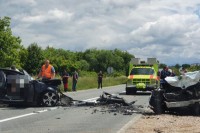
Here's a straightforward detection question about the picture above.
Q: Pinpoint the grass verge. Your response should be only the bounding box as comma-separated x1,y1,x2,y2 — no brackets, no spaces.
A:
59,76,127,92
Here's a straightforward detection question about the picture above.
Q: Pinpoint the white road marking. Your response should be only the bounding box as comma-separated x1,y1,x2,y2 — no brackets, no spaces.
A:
0,112,36,123
0,97,97,123
0,107,58,123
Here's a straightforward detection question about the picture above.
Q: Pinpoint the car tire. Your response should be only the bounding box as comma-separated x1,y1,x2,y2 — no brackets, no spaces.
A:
152,102,164,114
149,90,165,114
192,102,200,116
41,91,58,107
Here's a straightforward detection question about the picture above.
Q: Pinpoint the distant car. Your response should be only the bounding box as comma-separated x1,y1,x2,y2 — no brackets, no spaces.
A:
0,68,61,106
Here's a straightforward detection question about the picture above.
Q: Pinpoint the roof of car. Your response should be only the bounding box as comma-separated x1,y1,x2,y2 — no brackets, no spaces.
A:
0,68,24,75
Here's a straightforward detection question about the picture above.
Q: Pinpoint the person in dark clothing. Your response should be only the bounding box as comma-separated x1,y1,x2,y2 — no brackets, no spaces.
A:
72,70,78,91
97,71,103,89
160,66,171,89
62,70,70,92
160,66,171,79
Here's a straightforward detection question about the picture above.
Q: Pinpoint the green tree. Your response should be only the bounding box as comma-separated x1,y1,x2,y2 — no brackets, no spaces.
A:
24,43,44,74
159,63,167,69
82,48,134,74
112,49,134,75
174,64,181,69
182,64,190,69
18,47,28,69
96,50,113,72
77,60,90,71
83,49,99,71
0,16,22,67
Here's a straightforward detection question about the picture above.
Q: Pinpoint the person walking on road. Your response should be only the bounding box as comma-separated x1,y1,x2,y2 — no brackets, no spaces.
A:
72,70,78,91
37,59,55,80
62,70,70,92
97,71,103,89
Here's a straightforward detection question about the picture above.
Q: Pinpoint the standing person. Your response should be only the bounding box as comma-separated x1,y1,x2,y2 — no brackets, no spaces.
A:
62,70,70,92
97,71,103,89
37,59,55,80
160,66,171,89
72,70,78,91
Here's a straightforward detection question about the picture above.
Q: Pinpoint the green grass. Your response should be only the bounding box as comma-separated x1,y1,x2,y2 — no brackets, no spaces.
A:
59,76,127,92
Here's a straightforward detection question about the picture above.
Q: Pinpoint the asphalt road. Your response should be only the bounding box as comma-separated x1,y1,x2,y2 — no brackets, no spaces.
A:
0,84,151,133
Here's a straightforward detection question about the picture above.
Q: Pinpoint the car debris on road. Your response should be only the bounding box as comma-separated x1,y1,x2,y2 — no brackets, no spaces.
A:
59,91,144,115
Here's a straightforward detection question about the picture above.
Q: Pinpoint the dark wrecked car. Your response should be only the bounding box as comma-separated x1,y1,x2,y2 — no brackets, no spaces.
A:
0,68,61,107
149,70,200,115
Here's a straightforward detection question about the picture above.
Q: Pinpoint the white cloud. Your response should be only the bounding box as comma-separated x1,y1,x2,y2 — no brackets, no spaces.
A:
20,8,73,23
1,0,200,65
8,0,37,6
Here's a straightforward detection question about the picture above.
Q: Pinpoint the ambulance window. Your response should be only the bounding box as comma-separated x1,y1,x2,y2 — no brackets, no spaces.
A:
130,68,154,75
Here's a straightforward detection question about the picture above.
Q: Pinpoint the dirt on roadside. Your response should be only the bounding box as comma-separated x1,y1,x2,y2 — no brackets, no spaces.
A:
124,109,200,133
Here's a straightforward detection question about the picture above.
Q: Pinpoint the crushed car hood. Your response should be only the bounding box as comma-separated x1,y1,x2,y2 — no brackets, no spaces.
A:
165,70,200,89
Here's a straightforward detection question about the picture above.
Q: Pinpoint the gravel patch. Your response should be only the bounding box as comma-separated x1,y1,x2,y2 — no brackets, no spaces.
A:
123,109,200,133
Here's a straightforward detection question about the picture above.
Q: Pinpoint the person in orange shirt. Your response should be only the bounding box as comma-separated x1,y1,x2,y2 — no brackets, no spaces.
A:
37,60,55,80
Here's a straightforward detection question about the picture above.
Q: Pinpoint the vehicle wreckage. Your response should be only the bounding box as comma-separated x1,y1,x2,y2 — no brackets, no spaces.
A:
149,70,200,115
0,68,140,115
0,68,62,106
60,91,141,115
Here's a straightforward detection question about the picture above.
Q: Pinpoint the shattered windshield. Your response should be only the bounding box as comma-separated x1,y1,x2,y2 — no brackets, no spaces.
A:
130,68,154,75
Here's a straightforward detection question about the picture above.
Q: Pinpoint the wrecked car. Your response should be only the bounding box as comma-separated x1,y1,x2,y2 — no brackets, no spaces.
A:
0,68,61,106
149,70,200,115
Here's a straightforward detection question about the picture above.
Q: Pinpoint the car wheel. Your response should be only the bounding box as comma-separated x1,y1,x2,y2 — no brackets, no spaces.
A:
41,91,58,107
149,90,165,114
192,102,200,116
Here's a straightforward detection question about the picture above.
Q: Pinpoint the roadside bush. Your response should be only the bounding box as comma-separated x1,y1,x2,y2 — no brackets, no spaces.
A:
78,71,97,77
106,71,125,77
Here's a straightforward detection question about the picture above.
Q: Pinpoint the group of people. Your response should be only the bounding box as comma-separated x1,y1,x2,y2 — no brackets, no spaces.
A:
37,59,103,92
61,69,78,92
37,59,79,92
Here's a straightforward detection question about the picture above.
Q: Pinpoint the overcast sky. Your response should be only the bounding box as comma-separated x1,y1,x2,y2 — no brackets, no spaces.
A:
1,0,200,65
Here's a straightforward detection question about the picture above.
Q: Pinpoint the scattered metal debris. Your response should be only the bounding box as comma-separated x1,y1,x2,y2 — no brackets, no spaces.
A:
59,91,144,115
